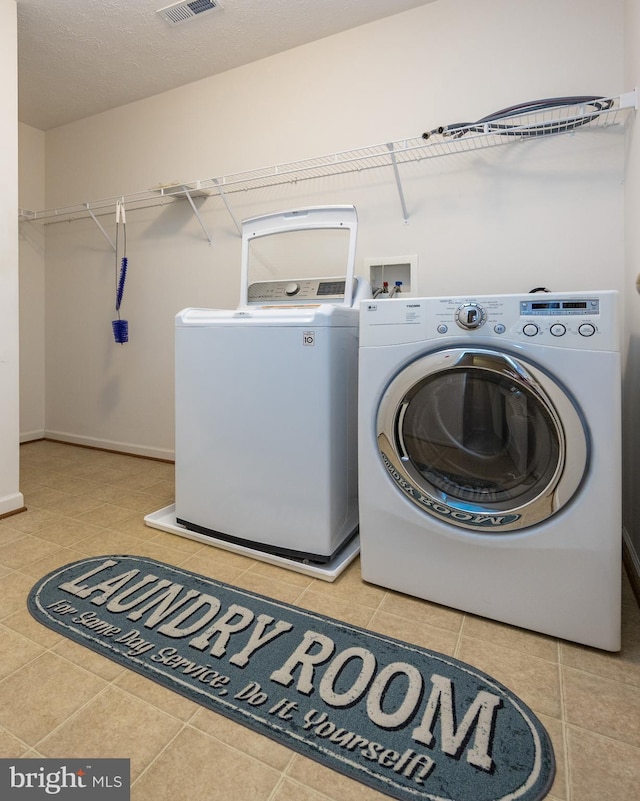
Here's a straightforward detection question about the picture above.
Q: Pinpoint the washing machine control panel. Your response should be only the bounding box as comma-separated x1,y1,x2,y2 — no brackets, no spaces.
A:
248,277,357,304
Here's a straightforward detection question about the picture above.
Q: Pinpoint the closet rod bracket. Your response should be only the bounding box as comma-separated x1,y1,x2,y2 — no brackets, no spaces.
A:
618,88,638,109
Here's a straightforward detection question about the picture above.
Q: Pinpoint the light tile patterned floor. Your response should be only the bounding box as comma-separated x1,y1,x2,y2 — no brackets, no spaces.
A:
1,440,639,801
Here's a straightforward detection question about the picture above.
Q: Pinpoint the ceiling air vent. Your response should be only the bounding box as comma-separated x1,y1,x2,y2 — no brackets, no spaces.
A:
157,0,223,27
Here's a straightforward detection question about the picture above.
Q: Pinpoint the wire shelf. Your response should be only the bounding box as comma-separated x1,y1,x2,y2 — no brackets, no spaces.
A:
19,90,636,229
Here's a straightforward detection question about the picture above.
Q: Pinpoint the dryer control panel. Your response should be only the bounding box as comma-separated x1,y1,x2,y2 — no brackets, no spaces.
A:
359,291,619,351
517,297,601,340
439,295,609,346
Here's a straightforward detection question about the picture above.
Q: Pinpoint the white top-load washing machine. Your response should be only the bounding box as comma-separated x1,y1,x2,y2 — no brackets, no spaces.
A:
174,206,370,567
358,291,621,650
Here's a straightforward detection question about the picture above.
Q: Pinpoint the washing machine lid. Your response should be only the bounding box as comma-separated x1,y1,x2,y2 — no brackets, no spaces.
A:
377,346,589,532
239,206,358,308
176,304,359,327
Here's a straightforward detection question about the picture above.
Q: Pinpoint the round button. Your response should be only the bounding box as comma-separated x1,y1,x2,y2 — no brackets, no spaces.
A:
579,323,596,337
284,282,300,296
523,323,539,337
494,323,506,335
437,324,448,334
550,324,566,337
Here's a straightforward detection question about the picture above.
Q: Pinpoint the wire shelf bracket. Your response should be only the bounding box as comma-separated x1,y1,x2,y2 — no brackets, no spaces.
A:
387,141,410,224
178,186,214,246
86,203,117,251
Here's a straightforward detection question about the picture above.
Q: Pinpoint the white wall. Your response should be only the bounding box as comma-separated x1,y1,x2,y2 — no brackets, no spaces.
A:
18,123,46,441
623,0,640,580
21,0,626,460
0,0,23,517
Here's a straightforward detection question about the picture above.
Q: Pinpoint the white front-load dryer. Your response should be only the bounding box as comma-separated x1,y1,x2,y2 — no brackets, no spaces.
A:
358,292,621,650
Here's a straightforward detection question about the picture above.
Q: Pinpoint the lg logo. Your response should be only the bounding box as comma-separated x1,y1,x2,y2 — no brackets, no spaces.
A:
303,331,315,346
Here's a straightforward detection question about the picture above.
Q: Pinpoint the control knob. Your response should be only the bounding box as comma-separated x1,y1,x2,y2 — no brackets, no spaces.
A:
455,302,486,330
284,282,300,297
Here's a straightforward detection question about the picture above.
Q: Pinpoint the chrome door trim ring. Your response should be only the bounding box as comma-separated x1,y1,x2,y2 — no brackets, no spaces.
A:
376,346,588,533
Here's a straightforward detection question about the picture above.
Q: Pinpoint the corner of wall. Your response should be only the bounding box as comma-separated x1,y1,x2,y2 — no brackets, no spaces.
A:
0,0,22,515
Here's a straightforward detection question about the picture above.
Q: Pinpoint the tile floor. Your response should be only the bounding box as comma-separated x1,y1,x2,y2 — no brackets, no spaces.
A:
1,439,639,801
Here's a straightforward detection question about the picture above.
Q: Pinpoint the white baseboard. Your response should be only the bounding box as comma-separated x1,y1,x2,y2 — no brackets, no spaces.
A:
20,429,45,443
0,491,26,517
43,430,174,462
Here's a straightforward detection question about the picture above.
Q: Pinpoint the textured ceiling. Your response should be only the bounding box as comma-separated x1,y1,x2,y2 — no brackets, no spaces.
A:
17,0,437,131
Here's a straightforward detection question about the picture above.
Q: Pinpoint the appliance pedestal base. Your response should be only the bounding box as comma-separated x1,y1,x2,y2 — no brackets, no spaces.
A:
144,505,359,582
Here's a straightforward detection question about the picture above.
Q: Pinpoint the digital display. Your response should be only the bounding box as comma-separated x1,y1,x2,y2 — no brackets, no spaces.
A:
317,281,346,296
521,298,598,316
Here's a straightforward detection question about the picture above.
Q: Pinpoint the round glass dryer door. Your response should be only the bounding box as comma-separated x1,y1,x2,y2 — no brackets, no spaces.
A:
377,348,588,532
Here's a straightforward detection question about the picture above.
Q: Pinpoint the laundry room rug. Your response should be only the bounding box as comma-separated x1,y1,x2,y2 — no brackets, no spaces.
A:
28,556,555,801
